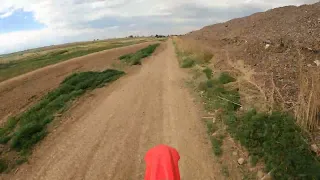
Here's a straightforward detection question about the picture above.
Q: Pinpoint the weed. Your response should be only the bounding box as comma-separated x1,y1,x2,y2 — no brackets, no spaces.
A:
211,136,223,156
119,44,160,65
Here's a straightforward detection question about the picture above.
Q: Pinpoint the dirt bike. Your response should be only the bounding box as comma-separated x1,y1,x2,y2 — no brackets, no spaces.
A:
144,145,180,180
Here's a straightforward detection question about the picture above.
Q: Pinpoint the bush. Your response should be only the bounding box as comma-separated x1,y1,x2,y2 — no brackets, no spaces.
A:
203,67,213,79
218,72,236,84
181,58,195,68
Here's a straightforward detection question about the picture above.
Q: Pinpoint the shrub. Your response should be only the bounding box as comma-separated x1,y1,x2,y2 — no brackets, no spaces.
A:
181,58,195,68
218,72,236,84
203,67,212,79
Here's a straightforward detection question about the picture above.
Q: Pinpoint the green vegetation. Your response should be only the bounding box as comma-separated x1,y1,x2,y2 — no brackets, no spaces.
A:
205,118,223,156
119,44,160,65
0,69,124,172
203,67,212,79
197,68,320,179
211,136,223,156
224,110,320,179
181,58,195,68
0,40,144,82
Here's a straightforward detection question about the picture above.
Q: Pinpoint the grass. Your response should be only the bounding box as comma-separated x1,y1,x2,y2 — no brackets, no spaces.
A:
0,69,124,172
0,40,145,82
211,136,223,156
119,43,160,65
173,39,213,68
198,69,320,179
205,118,223,157
224,110,320,179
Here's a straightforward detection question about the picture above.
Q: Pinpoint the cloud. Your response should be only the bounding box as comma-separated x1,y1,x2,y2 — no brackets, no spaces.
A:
0,8,15,19
0,0,319,54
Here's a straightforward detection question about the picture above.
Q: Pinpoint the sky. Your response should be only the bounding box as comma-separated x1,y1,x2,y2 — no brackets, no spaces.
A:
0,0,318,54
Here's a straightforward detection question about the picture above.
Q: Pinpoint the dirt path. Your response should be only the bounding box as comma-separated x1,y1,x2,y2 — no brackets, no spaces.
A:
6,40,218,180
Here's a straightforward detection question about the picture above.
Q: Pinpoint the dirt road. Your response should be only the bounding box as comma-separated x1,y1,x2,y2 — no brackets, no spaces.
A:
6,40,218,180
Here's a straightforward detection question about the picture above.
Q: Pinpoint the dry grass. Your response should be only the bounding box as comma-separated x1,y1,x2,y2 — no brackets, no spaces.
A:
173,37,213,65
295,49,320,132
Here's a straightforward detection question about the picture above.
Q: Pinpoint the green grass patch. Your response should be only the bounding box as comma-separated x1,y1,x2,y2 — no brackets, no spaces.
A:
0,69,124,171
224,110,320,179
119,43,160,65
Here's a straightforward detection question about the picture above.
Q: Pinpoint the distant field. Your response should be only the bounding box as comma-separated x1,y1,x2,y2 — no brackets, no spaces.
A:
0,37,164,82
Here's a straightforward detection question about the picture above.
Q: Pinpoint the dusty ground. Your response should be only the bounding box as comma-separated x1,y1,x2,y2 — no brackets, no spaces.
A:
0,42,155,124
1,40,224,180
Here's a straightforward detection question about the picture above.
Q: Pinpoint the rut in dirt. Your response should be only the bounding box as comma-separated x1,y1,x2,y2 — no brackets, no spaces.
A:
6,40,219,180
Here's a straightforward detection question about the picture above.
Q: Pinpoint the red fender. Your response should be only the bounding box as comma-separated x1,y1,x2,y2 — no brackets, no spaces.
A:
144,145,180,180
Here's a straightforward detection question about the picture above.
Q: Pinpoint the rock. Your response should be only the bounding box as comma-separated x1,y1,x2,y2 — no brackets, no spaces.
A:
314,60,320,66
212,117,216,123
237,158,245,165
232,151,238,156
265,44,270,49
311,144,319,153
257,170,265,179
211,132,218,137
307,64,312,67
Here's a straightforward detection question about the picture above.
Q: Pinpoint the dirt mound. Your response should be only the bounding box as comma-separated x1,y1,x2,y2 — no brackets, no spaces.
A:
184,2,320,130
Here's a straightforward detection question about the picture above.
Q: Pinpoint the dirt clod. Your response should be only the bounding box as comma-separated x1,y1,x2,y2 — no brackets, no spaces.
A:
237,158,245,165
